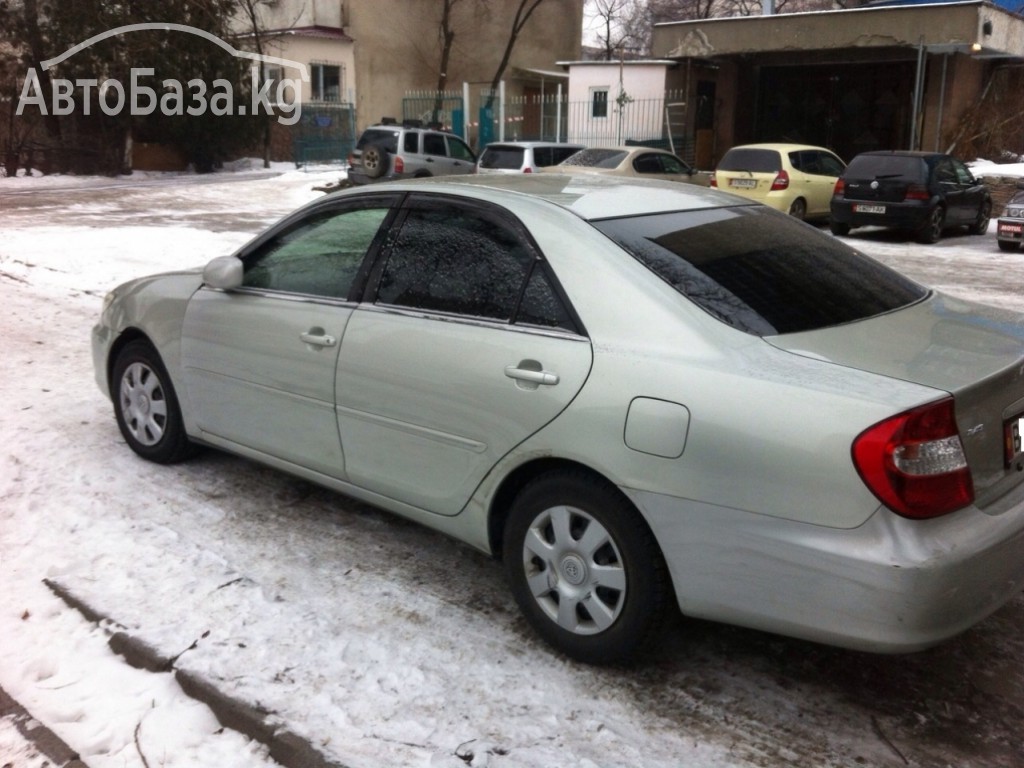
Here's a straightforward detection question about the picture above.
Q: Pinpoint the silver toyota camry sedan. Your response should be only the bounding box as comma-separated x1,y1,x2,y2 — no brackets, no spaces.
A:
92,174,1024,664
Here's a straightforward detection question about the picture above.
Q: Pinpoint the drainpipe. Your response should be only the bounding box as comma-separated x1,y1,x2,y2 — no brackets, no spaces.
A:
910,37,926,150
935,53,949,152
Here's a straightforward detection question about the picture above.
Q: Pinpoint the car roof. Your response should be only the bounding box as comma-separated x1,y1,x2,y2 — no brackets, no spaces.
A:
724,143,837,153
329,173,737,221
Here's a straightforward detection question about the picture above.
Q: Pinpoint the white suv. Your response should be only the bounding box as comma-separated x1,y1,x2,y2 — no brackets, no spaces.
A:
348,123,477,185
477,141,585,174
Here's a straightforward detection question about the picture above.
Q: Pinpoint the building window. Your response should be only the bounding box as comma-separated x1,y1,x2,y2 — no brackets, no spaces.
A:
311,63,343,102
591,88,609,119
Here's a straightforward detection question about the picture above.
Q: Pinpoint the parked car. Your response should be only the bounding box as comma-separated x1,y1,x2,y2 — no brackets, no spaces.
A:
347,122,476,185
545,146,708,185
477,141,585,174
996,180,1024,252
709,143,845,220
830,151,991,243
93,174,1024,664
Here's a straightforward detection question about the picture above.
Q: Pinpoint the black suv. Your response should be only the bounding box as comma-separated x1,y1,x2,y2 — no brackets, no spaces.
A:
348,122,477,185
830,151,991,243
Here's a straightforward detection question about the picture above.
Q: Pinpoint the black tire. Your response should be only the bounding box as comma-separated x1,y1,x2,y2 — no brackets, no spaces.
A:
917,206,945,244
111,340,195,464
503,470,671,664
788,198,807,220
830,220,850,236
360,144,389,179
998,240,1021,252
968,199,992,235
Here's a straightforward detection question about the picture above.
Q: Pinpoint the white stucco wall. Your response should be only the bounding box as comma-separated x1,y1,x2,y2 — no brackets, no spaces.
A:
563,61,672,144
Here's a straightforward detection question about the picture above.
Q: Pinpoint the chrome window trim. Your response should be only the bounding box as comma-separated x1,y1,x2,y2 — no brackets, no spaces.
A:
362,302,589,342
209,285,358,309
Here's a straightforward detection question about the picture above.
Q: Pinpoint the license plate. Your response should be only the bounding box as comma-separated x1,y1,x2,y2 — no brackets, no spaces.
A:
998,222,1023,234
1005,414,1024,466
855,204,886,214
729,179,757,189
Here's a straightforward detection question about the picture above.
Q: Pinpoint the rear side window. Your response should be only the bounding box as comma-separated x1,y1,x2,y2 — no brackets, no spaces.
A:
480,146,525,169
549,146,583,165
718,148,781,173
563,148,627,168
592,206,926,336
846,154,926,182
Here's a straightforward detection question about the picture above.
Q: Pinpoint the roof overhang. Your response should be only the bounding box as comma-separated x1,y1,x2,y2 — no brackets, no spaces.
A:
651,1,1024,62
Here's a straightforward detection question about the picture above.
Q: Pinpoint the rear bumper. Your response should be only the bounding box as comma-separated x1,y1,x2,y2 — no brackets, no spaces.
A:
831,199,931,230
629,485,1024,652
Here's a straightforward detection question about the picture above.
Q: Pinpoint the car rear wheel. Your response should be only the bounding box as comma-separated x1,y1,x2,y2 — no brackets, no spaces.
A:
503,470,671,664
917,206,945,244
968,200,992,235
360,144,390,179
998,240,1021,252
788,198,807,220
830,220,850,236
112,340,195,464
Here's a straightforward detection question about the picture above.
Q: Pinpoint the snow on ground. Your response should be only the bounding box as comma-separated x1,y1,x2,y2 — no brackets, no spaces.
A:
2,168,1024,768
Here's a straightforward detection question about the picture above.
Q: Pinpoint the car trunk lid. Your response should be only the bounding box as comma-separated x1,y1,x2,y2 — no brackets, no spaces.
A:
767,292,1024,508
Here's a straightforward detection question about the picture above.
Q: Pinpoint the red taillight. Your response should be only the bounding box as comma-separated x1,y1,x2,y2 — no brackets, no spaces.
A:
833,178,845,196
709,173,717,188
905,184,930,201
394,156,405,174
852,398,974,519
771,170,790,191
347,153,355,166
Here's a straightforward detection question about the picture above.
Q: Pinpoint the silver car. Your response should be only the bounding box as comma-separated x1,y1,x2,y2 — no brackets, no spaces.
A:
92,174,1024,664
347,123,477,185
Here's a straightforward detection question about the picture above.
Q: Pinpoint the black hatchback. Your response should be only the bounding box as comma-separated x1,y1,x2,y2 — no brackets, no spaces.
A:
830,151,991,243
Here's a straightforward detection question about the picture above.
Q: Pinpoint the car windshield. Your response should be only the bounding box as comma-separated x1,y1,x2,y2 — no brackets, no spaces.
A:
357,129,400,153
717,148,781,173
561,148,627,168
592,206,927,336
480,146,525,169
846,155,927,182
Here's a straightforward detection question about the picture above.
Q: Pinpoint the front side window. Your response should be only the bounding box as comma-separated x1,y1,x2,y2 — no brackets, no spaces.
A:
423,133,447,157
593,206,926,336
447,137,476,162
375,201,575,331
243,206,390,299
311,63,342,102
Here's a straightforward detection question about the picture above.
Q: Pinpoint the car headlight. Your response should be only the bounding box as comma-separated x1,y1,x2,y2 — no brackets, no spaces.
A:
1007,207,1024,218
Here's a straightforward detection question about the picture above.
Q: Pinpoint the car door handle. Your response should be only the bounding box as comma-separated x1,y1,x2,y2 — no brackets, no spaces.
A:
505,364,559,387
300,330,337,347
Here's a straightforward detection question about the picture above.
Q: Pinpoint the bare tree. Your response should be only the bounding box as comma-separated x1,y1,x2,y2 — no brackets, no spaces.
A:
484,0,550,109
588,0,649,59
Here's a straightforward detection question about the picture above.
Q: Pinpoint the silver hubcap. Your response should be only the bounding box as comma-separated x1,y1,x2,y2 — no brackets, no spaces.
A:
521,505,626,636
119,362,168,447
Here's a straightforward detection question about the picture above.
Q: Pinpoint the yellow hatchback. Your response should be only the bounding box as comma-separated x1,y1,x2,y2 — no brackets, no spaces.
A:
711,143,845,221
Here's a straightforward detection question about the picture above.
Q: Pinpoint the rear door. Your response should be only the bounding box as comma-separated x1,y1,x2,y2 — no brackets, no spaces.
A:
335,194,593,515
795,150,845,217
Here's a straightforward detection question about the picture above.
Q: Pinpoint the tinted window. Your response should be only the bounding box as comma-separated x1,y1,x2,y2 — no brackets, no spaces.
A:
358,129,399,153
953,159,975,185
448,137,476,162
423,133,446,157
403,132,419,153
659,154,691,174
592,206,926,336
480,146,524,169
244,207,390,299
718,148,781,173
633,153,662,174
376,205,535,321
518,267,576,331
846,154,926,182
550,146,584,164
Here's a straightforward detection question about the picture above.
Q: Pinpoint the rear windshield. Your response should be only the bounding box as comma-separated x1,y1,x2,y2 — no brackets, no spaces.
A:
717,148,782,173
592,206,926,336
479,146,525,169
562,148,627,168
846,154,927,182
357,129,400,153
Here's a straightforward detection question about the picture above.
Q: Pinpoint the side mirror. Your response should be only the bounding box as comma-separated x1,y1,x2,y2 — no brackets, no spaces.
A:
203,255,243,290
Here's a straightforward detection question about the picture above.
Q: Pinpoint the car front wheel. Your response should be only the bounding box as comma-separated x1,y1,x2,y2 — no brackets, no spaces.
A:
112,340,195,464
968,200,992,235
998,240,1021,252
503,470,671,664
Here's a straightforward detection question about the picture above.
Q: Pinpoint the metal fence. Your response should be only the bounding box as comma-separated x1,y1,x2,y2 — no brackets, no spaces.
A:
291,102,357,167
402,90,465,137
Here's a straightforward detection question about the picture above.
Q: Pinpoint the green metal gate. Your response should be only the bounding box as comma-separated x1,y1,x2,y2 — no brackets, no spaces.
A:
291,103,357,167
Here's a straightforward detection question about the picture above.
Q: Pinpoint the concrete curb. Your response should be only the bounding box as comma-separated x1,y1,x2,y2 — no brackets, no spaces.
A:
43,578,349,768
0,685,89,768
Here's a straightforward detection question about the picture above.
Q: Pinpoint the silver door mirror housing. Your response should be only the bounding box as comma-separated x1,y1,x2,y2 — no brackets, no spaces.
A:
203,255,243,290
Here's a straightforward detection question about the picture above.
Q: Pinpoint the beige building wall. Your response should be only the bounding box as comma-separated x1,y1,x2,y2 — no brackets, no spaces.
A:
347,0,583,134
